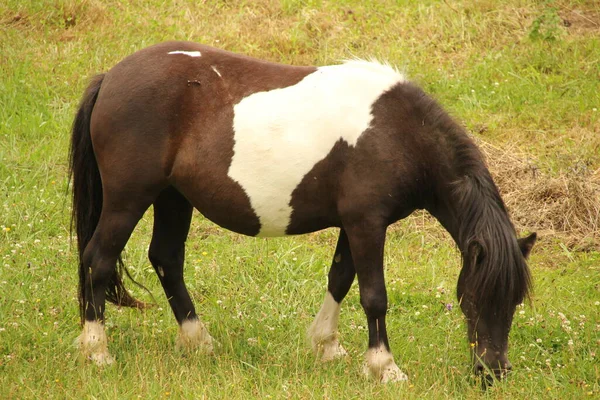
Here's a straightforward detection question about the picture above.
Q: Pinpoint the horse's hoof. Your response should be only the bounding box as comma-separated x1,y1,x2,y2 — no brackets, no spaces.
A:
89,350,115,366
176,319,214,354
380,363,409,383
363,345,408,383
318,339,348,362
176,333,214,354
363,361,408,383
76,321,114,365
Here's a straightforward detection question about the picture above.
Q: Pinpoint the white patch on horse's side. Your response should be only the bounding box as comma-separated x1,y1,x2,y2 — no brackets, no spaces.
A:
176,319,214,354
168,50,202,57
211,65,222,77
157,266,164,278
229,61,405,236
364,344,408,383
308,291,347,361
76,321,114,365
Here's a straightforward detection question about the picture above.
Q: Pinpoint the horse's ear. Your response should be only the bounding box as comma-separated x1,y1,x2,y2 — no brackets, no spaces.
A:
517,232,537,259
467,238,486,269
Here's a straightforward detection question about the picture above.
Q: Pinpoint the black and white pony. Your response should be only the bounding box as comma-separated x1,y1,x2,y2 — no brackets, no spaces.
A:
69,42,536,383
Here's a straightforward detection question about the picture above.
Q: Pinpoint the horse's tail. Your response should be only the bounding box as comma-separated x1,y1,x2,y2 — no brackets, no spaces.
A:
69,74,144,324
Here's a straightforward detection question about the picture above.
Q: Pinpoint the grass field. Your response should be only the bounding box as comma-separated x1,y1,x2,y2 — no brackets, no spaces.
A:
1,0,599,398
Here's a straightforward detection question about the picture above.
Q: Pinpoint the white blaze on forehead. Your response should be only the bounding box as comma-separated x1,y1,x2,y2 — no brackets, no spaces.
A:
229,60,405,236
168,50,202,57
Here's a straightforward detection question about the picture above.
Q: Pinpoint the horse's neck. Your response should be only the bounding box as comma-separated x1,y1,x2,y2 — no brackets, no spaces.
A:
427,170,509,255
427,191,465,251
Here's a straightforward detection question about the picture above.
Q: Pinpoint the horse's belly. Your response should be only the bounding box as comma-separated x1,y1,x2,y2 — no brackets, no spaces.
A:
197,180,336,238
193,167,328,237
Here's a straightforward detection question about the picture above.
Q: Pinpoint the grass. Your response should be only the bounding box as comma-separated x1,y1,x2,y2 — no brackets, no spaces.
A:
1,0,599,398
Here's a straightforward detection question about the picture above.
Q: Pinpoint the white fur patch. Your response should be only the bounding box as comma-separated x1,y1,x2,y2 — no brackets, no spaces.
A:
364,344,408,383
76,321,114,365
168,50,201,57
308,292,347,361
176,319,214,354
229,61,405,236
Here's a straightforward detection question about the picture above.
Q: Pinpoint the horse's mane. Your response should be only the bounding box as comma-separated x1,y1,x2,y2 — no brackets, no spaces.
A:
341,58,406,82
414,89,532,317
453,167,531,317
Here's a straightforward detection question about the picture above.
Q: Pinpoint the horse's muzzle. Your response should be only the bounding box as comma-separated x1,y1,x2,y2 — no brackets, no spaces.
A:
474,359,512,387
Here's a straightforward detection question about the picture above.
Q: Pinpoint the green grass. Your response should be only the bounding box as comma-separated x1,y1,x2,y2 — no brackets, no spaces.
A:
1,0,599,398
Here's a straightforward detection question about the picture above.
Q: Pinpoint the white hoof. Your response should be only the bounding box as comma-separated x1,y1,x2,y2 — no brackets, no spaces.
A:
363,345,408,383
176,319,214,354
76,321,115,365
89,349,115,365
314,337,348,362
308,292,346,362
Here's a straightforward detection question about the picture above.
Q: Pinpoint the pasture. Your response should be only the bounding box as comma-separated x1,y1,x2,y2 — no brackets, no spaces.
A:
1,0,599,398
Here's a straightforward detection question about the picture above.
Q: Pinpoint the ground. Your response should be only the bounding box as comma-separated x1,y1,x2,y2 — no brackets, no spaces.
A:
0,0,599,398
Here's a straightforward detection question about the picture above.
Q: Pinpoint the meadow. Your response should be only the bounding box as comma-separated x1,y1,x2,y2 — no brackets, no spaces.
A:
1,0,599,398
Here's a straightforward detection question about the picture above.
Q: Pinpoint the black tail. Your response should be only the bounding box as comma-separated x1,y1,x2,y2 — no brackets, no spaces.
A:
69,74,144,324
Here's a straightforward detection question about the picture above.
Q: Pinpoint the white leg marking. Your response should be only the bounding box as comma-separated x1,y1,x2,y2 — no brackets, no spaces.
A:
76,321,114,365
176,319,214,354
229,61,405,236
211,65,222,77
168,50,201,57
363,344,408,383
308,292,347,361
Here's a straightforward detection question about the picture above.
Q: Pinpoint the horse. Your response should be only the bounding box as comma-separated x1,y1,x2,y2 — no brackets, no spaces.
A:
69,41,536,383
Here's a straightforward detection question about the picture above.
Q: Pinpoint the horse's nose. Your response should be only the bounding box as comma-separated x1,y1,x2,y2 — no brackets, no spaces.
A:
496,355,512,373
498,360,512,378
473,359,511,377
492,360,512,380
474,361,485,375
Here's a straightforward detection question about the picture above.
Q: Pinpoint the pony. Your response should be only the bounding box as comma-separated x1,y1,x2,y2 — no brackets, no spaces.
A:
69,41,536,383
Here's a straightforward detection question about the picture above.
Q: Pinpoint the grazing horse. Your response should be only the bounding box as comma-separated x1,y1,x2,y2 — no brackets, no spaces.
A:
70,41,536,383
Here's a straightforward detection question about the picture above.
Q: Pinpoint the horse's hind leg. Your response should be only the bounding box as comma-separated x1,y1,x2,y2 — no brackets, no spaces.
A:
149,186,213,353
308,229,354,361
78,195,153,364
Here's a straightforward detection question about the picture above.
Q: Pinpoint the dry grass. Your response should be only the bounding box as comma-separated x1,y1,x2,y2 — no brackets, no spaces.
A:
477,138,600,250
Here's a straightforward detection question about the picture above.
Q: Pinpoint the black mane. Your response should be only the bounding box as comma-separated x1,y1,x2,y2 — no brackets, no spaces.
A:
453,169,531,316
408,85,532,317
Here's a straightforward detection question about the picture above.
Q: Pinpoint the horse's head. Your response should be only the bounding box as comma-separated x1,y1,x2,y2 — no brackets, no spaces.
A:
457,232,536,383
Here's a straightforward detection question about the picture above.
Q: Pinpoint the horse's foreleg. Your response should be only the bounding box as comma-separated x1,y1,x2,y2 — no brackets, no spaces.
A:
308,229,354,361
344,218,407,383
77,205,147,365
149,187,213,354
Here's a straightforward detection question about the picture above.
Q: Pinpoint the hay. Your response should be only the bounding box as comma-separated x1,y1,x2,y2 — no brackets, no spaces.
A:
476,138,600,251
